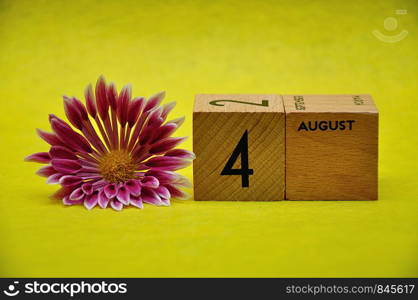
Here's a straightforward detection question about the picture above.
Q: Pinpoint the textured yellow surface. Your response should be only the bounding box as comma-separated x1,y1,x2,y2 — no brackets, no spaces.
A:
0,0,417,277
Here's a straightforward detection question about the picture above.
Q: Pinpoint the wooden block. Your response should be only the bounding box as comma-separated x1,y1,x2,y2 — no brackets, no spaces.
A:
193,94,285,201
284,94,378,200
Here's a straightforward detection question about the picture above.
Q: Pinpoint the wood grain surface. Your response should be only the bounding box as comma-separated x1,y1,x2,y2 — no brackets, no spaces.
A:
284,94,378,200
193,94,285,201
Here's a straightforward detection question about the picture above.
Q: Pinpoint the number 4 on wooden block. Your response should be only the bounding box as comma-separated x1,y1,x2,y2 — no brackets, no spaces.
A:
193,94,285,201
220,130,254,188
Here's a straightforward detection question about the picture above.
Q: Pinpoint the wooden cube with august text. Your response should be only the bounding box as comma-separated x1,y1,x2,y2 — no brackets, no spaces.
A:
284,94,378,200
193,94,285,201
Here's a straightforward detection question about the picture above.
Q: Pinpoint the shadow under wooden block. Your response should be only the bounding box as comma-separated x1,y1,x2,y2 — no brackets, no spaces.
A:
193,94,285,201
284,94,378,200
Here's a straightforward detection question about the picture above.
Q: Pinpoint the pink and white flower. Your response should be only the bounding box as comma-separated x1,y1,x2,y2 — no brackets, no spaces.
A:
25,76,194,211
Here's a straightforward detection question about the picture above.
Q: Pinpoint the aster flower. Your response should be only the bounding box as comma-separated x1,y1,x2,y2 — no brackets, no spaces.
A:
25,76,194,211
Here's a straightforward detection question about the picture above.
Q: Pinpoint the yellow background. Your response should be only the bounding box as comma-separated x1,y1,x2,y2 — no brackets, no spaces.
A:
1,0,417,277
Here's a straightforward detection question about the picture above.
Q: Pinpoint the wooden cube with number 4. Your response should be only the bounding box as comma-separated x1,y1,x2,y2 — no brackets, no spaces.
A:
193,94,285,201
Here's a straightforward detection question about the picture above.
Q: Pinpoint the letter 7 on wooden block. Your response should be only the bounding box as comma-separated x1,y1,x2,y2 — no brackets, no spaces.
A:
193,94,285,201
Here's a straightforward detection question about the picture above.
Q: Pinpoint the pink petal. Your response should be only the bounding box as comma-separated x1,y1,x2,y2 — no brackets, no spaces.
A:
36,128,65,147
51,159,81,174
145,91,165,112
145,156,191,171
141,176,159,188
95,75,109,120
129,195,143,209
167,116,185,128
92,179,107,190
104,183,118,198
47,173,63,184
141,188,163,206
49,146,78,160
110,199,123,211
165,149,196,160
151,123,177,143
98,190,110,208
59,175,83,187
80,165,99,174
63,96,83,130
125,179,141,196
49,114,72,129
166,184,190,200
147,107,163,127
138,125,157,145
156,186,170,206
161,198,170,206
63,195,83,206
24,152,51,163
84,192,98,210
117,84,131,127
52,186,72,199
81,183,93,195
145,170,179,183
127,97,144,127
85,84,97,118
107,82,118,110
175,175,192,188
160,101,176,121
156,186,170,200
132,145,149,161
36,165,57,177
51,119,92,153
116,185,130,205
72,97,88,121
70,187,84,200
149,137,187,155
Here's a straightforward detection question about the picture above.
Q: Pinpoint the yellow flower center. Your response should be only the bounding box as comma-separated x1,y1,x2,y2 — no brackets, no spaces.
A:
99,150,136,183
